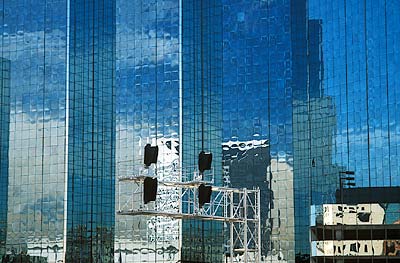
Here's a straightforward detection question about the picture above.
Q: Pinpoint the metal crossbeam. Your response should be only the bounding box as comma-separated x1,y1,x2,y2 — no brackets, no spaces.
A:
117,169,261,263
118,210,242,222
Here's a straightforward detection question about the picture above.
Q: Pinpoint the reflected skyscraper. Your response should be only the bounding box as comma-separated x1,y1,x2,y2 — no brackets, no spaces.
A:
300,1,400,262
222,0,400,262
222,140,270,255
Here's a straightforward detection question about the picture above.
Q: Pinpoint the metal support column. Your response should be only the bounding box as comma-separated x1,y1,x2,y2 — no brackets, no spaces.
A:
230,190,234,263
117,168,261,263
257,188,261,262
243,189,248,263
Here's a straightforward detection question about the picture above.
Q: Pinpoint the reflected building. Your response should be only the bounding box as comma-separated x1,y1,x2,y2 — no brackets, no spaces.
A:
309,187,400,262
292,17,339,252
222,140,270,256
221,0,400,261
294,0,399,262
306,0,400,197
267,156,295,262
302,0,400,262
221,0,330,261
293,96,340,260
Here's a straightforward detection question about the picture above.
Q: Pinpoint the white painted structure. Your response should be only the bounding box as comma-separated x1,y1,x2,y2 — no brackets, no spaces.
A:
117,168,261,263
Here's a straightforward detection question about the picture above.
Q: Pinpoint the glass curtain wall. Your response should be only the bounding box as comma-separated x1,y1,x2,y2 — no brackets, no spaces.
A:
222,0,296,261
0,0,116,262
181,0,223,262
1,0,68,261
292,0,400,259
0,58,10,258
115,0,223,262
115,0,181,262
66,0,116,262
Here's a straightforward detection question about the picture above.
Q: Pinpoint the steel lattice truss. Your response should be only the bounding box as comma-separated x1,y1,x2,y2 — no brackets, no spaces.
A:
117,168,261,263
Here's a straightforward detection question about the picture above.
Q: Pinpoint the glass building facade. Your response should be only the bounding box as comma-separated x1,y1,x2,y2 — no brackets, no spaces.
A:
66,0,116,261
222,0,296,261
1,0,400,262
180,1,223,262
0,0,115,262
115,0,223,262
296,1,400,261
222,0,400,262
115,0,181,262
1,1,69,261
0,57,10,258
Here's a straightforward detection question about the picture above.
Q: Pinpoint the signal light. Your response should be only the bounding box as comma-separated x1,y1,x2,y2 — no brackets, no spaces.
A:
198,184,212,208
144,177,158,204
198,151,212,173
144,144,158,167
